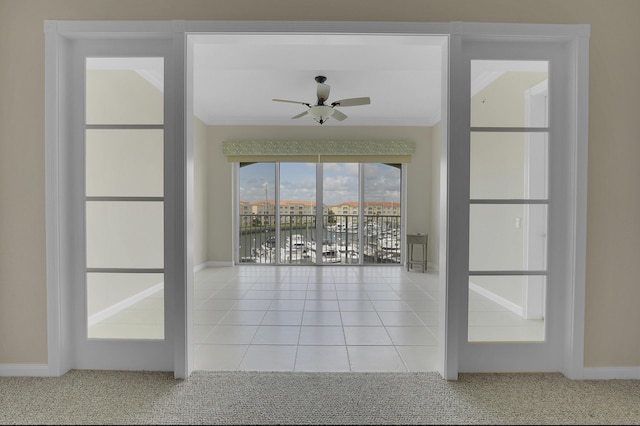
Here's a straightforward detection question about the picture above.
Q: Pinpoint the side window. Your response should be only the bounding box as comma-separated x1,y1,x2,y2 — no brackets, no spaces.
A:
85,57,165,340
468,60,549,343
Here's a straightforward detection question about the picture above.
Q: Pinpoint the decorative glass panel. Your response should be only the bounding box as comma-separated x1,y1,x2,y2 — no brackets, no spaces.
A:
85,57,165,341
468,275,545,342
470,60,548,128
86,129,163,197
469,204,547,271
87,273,164,339
470,132,548,199
86,201,164,269
86,57,164,125
469,59,551,345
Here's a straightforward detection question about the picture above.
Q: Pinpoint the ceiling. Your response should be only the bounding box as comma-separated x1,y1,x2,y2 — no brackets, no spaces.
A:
190,34,447,127
90,34,546,128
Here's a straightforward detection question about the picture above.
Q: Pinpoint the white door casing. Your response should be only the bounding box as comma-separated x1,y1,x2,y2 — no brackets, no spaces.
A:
45,22,191,378
447,25,588,379
44,21,588,380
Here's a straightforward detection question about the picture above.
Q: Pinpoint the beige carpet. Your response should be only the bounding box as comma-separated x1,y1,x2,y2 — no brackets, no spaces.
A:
1,370,639,424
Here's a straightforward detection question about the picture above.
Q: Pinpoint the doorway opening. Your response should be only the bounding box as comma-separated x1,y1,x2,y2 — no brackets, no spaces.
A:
190,32,444,371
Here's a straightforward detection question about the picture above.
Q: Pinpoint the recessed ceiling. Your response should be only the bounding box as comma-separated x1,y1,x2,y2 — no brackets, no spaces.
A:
191,34,447,127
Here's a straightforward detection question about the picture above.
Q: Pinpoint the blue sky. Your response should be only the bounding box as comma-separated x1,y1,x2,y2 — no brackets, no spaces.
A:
239,162,400,206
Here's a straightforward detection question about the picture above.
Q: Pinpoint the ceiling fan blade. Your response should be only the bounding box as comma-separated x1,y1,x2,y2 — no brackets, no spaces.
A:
291,110,309,119
331,108,348,121
273,99,311,106
317,83,330,103
331,96,370,107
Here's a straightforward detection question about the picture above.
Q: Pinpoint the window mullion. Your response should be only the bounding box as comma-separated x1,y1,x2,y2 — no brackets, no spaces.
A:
315,163,323,265
275,163,281,264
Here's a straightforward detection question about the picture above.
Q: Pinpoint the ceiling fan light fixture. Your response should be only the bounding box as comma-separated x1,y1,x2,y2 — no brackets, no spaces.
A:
272,76,369,125
308,105,334,125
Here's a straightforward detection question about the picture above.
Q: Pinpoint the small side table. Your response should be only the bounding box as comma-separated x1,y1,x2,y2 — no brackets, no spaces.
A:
406,233,428,272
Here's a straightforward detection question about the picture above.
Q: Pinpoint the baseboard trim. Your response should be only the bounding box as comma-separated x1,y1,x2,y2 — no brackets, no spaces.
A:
202,261,234,268
582,366,640,380
194,262,209,272
469,280,523,317
0,364,52,377
3,363,638,380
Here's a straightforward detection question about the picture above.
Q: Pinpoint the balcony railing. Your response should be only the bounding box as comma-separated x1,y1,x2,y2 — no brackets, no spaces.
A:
239,214,401,265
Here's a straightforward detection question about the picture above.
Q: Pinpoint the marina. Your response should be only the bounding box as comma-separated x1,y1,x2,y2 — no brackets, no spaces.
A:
240,214,401,265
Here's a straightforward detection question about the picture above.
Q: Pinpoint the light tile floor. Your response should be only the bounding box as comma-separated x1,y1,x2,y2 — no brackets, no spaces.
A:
88,265,545,372
193,265,440,372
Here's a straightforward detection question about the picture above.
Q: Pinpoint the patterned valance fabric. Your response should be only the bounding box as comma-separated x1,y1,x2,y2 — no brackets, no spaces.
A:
222,140,415,162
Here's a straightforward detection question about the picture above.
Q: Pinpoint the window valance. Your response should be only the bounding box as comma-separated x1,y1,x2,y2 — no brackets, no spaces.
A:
222,140,415,163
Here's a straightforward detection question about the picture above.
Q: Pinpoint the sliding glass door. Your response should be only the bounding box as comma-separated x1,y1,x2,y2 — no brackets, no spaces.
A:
238,162,277,263
322,163,359,265
363,163,402,264
238,162,402,266
279,163,317,264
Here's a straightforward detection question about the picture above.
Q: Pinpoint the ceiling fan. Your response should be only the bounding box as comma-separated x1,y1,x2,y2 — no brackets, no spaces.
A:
272,76,371,125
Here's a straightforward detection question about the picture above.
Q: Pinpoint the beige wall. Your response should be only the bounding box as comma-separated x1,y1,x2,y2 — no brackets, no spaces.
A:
1,0,639,369
205,126,234,263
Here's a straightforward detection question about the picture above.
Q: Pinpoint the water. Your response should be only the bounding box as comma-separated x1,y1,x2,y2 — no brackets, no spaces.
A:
239,227,400,265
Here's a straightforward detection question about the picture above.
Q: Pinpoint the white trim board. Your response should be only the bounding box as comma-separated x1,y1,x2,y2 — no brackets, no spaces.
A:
196,261,234,271
0,364,51,377
2,364,635,381
582,367,640,381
